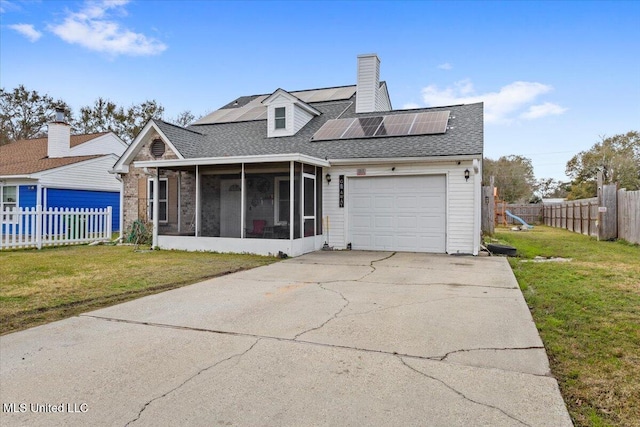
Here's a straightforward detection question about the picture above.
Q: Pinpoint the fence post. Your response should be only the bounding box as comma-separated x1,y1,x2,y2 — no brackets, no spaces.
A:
106,206,112,240
599,184,618,240
36,205,42,249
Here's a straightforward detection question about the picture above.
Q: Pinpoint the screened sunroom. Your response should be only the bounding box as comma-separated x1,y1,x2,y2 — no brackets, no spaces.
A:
134,154,328,257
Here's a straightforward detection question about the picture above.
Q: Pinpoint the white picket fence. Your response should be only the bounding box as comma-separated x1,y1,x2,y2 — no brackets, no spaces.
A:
1,206,112,250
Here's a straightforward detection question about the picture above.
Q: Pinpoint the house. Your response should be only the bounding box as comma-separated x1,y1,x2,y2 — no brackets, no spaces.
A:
0,112,127,232
111,54,483,256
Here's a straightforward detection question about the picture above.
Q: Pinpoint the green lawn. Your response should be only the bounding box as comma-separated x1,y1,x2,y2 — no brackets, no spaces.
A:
0,245,277,335
492,226,639,427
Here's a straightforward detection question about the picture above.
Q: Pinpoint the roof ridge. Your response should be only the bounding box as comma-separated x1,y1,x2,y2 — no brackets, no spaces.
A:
153,119,205,136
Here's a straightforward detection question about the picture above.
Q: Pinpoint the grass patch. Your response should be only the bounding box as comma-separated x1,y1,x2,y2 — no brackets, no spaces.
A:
492,226,639,427
0,245,277,335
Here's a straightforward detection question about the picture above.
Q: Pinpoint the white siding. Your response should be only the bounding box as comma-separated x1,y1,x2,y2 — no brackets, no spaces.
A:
376,83,392,112
293,104,313,134
267,95,294,138
71,133,127,156
323,160,480,254
356,54,380,113
35,155,121,192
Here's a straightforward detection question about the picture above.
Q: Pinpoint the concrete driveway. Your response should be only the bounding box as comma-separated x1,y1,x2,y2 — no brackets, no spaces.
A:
1,251,572,426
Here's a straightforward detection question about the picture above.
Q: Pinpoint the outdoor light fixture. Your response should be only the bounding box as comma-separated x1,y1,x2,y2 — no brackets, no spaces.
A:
326,173,332,184
464,169,470,181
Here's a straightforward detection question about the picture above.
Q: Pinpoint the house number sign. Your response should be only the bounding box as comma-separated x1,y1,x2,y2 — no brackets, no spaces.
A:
339,175,345,208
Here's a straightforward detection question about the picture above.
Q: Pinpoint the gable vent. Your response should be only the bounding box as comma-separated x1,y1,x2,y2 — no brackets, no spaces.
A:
150,139,165,158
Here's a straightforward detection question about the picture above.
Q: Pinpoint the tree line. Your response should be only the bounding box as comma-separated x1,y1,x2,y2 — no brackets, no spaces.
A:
0,85,198,145
2,85,637,201
483,131,639,202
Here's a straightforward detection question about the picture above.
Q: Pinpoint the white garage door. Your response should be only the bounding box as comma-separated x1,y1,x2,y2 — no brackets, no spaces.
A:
348,175,446,252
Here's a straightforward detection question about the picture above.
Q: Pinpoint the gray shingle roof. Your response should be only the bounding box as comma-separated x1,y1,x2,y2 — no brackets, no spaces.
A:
157,95,483,161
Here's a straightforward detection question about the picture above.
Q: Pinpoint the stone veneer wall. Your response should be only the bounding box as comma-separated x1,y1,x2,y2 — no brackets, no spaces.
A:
121,134,179,233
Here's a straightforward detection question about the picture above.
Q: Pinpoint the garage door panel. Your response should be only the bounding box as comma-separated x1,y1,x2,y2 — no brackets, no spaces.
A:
374,215,394,229
374,196,395,209
348,175,446,253
351,195,373,209
396,216,418,229
351,214,373,229
397,196,419,209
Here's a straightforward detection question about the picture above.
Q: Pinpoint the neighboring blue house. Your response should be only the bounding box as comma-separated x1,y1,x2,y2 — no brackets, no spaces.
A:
0,113,127,232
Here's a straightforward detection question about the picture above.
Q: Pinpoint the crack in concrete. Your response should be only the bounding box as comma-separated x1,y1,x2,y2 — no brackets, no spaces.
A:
82,315,552,379
124,338,261,426
291,253,396,339
432,346,546,362
398,357,532,427
292,283,350,340
335,295,519,321
358,251,396,281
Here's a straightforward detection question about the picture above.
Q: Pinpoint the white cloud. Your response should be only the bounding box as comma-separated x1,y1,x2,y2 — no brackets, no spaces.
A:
9,23,42,41
0,0,20,14
402,102,421,109
420,79,565,124
48,0,166,57
520,102,568,120
437,62,452,70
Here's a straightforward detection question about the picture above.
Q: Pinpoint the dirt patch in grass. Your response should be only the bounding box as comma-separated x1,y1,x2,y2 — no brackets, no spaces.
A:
0,245,277,335
494,226,640,427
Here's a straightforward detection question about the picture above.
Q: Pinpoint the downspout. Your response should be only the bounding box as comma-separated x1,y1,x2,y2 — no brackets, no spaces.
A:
473,158,481,255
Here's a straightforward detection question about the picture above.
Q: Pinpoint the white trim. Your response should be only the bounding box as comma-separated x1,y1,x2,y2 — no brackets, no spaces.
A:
240,163,245,238
1,184,19,224
328,155,480,165
148,177,168,224
262,88,321,116
134,153,330,168
274,176,290,226
111,120,185,172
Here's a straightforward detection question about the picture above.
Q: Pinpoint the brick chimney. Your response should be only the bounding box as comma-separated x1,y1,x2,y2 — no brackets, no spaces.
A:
47,108,71,158
356,53,381,114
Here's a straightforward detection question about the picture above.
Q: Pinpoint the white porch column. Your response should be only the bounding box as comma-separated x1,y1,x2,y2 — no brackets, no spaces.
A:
241,163,245,239
152,169,159,247
289,161,294,240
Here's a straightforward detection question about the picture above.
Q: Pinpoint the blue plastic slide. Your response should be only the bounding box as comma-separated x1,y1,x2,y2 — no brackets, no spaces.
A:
505,210,533,229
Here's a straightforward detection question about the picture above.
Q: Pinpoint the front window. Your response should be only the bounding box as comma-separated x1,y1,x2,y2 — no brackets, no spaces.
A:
148,178,168,222
1,185,18,223
275,107,286,129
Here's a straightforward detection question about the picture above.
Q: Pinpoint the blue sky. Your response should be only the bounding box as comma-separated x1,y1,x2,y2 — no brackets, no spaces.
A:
1,0,639,181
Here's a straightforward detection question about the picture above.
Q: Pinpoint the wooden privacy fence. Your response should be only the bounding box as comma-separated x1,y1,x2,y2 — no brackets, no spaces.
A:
500,203,543,226
1,206,112,250
543,198,599,237
618,189,640,244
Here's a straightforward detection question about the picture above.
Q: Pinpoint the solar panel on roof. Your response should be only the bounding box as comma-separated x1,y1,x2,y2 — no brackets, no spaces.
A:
375,113,416,136
311,118,355,141
341,116,384,138
311,110,450,141
409,111,450,135
236,106,267,121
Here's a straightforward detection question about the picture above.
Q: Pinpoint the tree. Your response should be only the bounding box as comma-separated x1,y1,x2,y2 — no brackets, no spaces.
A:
483,155,536,203
535,178,568,199
75,98,164,144
170,110,197,127
565,131,640,199
0,85,71,145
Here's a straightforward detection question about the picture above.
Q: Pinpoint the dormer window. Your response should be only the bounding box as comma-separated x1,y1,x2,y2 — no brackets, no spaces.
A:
263,89,320,138
275,107,286,129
